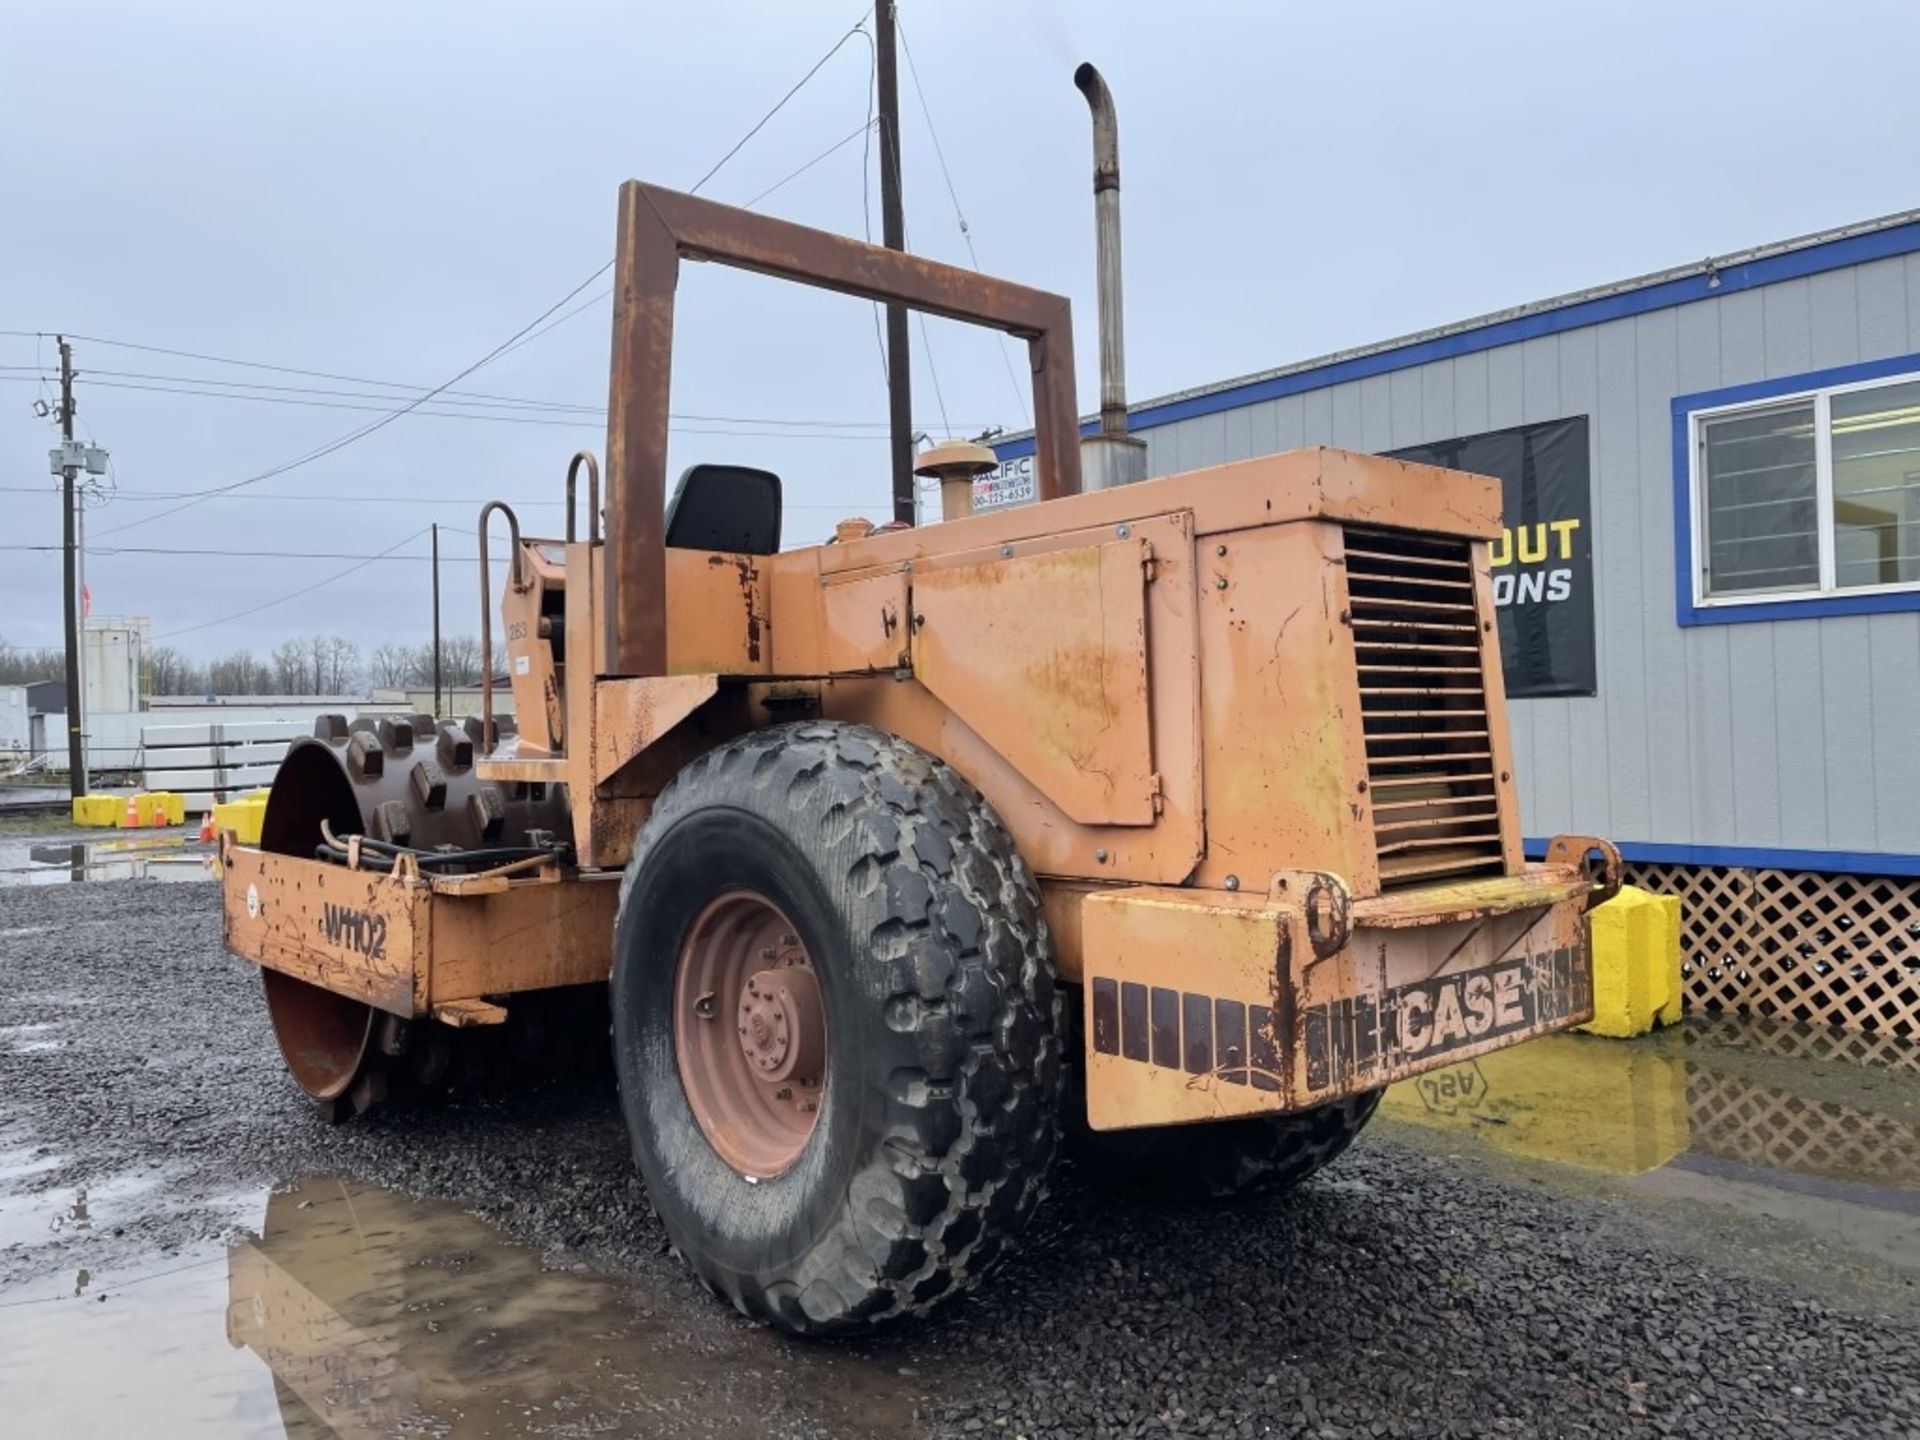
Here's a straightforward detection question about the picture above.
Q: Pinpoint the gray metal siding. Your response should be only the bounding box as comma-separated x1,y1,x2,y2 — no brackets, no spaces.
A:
1128,254,1920,857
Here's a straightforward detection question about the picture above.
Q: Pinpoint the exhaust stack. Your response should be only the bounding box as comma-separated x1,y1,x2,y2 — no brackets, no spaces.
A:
1074,62,1147,490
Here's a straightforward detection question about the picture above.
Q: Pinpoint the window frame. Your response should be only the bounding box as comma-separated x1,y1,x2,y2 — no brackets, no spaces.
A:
1674,352,1920,627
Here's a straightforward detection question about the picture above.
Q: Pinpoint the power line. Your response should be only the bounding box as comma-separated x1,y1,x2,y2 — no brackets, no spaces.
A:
915,312,950,435
24,8,908,645
0,483,907,512
60,377,605,427
903,213,951,436
16,366,987,431
745,118,878,209
55,336,595,411
858,24,888,381
0,543,445,561
73,366,599,414
47,377,927,438
154,527,433,640
895,14,1030,425
487,286,611,363
687,9,874,195
91,264,615,540
86,4,887,542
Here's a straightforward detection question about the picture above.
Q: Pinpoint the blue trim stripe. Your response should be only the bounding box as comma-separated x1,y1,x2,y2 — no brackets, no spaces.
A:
1671,353,1920,626
994,218,1920,462
1523,837,1920,879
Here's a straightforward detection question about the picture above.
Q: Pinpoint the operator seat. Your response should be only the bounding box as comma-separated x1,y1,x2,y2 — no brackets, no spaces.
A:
663,464,782,555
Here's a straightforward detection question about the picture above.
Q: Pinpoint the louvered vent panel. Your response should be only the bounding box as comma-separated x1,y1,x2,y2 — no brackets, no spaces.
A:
1345,527,1506,889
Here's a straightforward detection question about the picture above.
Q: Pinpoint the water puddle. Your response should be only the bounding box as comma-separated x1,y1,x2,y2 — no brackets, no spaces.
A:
0,835,214,885
0,1165,165,1251
0,1175,925,1439
1381,1017,1920,1274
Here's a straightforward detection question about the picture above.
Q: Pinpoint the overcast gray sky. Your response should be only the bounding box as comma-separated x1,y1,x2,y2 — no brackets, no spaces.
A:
4,0,1916,662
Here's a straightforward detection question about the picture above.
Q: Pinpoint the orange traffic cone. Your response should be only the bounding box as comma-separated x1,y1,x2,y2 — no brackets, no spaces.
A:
198,812,216,843
152,804,170,828
123,794,140,829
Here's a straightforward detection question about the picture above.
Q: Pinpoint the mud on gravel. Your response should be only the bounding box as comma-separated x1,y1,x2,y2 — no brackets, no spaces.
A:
3,878,1917,1438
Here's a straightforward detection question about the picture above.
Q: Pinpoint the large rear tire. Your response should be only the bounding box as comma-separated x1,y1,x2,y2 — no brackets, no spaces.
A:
1070,1090,1382,1202
612,722,1062,1335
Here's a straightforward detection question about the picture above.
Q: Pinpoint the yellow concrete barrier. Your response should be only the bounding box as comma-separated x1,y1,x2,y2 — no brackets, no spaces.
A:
71,794,123,827
1579,884,1683,1038
213,791,270,846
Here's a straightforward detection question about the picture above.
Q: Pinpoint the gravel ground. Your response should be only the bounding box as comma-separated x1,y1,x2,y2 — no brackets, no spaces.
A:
3,878,1918,1439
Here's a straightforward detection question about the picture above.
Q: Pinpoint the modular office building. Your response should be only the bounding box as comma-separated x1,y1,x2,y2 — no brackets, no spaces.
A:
987,209,1920,1039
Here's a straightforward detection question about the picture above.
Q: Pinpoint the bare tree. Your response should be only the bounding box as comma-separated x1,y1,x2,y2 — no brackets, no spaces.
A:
440,634,481,687
370,642,413,688
321,635,360,694
207,649,270,696
0,639,66,685
307,634,331,696
409,642,439,686
271,638,307,695
147,646,203,696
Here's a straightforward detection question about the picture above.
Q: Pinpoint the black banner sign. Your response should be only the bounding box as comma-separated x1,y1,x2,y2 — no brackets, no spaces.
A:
1087,941,1592,1097
1388,416,1596,698
1301,945,1592,1093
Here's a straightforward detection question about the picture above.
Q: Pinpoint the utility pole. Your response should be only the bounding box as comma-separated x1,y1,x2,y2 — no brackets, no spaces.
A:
431,522,444,718
56,337,86,800
875,0,914,524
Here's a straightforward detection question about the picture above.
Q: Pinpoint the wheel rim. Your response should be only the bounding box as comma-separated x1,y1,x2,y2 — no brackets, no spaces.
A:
673,890,827,1179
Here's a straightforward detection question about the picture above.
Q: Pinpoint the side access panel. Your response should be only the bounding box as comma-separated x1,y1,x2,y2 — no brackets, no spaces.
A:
826,511,1202,885
912,536,1155,826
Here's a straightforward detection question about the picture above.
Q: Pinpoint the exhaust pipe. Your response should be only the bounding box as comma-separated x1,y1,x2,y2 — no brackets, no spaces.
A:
1073,62,1146,489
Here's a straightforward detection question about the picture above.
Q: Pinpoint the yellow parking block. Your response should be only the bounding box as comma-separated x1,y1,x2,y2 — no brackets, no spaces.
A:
213,794,269,846
72,794,123,827
1578,884,1684,1038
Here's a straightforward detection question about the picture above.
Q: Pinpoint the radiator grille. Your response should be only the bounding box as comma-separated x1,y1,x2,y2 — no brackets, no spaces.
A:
1345,526,1506,889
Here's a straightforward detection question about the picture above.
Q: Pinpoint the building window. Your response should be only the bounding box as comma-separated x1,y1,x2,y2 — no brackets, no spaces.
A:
1693,372,1920,604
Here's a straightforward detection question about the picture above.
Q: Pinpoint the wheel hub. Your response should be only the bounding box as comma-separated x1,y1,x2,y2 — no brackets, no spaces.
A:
738,964,824,1082
673,892,827,1178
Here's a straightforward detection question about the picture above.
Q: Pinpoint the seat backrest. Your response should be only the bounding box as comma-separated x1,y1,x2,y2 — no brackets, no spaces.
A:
663,464,782,555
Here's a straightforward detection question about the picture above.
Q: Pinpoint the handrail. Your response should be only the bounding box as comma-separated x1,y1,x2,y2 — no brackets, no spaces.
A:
565,450,601,544
477,500,523,753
